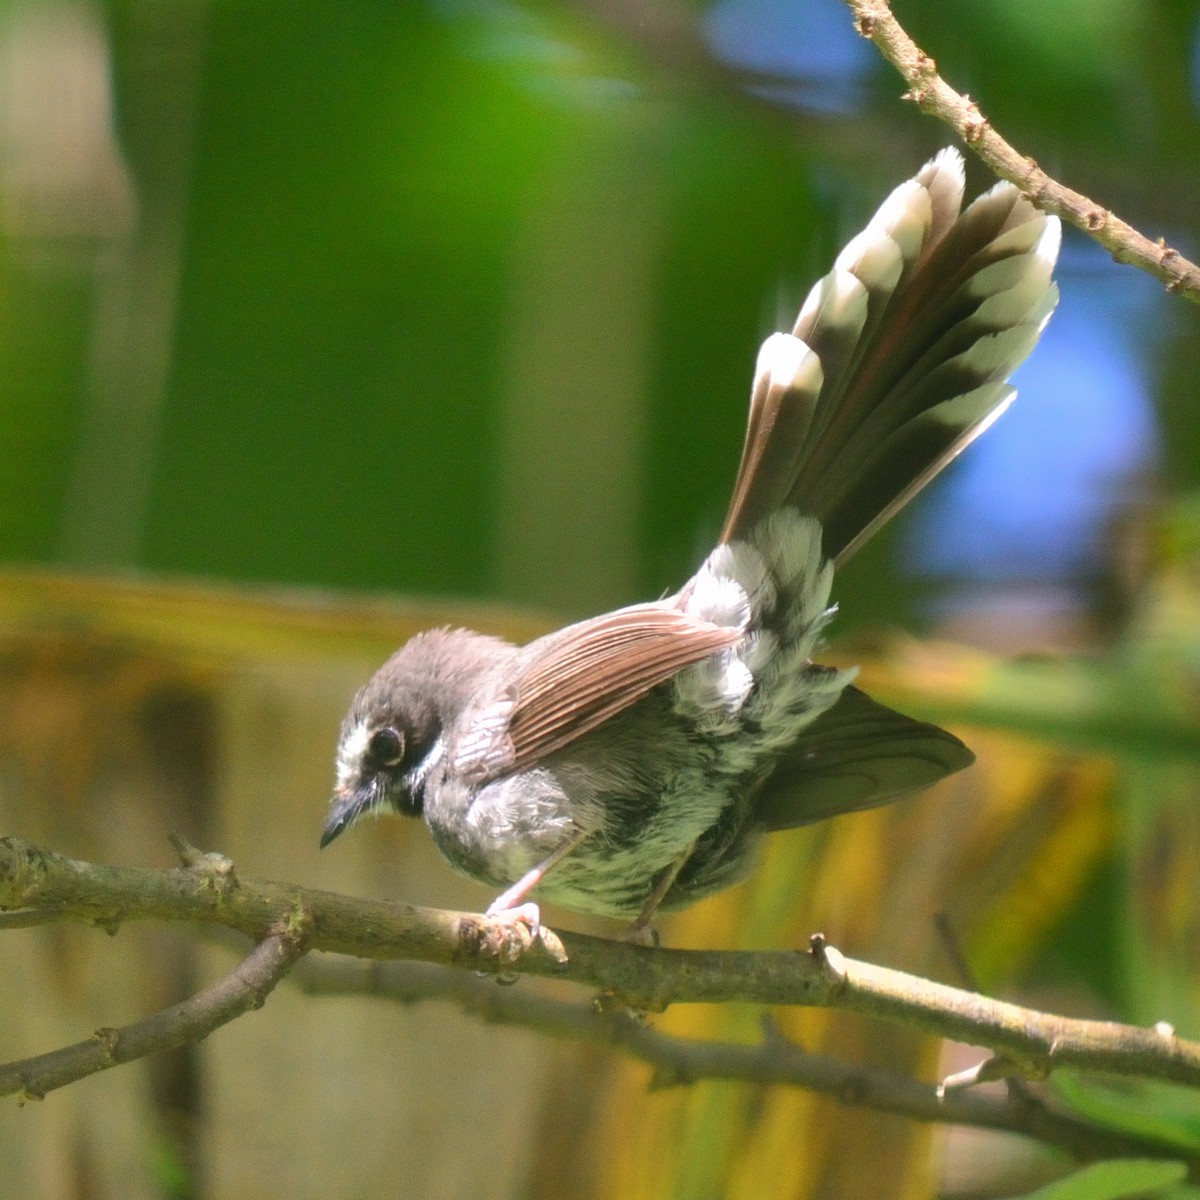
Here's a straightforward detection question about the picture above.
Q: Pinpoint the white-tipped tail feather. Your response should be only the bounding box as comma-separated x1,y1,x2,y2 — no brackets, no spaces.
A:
721,147,1060,565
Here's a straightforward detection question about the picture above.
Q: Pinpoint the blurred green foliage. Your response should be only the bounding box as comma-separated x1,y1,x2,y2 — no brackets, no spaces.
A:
1006,1159,1188,1200
1,0,1196,617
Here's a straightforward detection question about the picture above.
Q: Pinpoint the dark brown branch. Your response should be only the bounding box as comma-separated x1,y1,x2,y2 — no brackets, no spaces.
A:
843,0,1200,302
0,920,308,1099
295,958,1192,1166
2,837,1199,1095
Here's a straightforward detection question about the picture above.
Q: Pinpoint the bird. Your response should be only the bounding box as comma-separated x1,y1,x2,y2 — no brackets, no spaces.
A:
321,148,1061,943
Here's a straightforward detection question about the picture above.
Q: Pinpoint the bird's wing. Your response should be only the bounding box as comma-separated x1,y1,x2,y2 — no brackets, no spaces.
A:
750,684,973,830
450,602,739,782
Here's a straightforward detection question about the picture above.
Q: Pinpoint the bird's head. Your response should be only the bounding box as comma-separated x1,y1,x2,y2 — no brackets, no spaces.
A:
320,627,512,848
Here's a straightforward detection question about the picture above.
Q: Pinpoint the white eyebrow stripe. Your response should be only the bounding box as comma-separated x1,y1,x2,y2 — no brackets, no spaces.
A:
336,720,372,790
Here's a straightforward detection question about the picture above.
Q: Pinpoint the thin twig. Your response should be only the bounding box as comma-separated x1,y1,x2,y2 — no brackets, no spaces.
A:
0,918,310,1099
934,910,1039,1107
294,958,1194,1165
2,837,1198,1093
842,0,1200,302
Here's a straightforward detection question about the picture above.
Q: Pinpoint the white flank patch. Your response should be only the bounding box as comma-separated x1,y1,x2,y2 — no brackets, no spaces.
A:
674,510,838,731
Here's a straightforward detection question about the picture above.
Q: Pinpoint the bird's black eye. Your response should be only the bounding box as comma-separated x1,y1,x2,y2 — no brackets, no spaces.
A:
368,727,405,767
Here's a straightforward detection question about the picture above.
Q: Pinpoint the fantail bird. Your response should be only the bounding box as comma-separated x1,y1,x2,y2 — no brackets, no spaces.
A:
321,148,1061,940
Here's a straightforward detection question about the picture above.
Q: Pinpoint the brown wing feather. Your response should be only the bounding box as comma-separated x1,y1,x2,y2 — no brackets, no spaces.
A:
508,605,739,767
453,603,739,783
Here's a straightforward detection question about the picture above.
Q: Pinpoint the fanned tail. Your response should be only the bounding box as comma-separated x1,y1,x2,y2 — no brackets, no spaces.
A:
721,148,1061,565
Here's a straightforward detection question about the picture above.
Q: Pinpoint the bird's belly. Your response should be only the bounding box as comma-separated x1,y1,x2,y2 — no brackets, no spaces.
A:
424,768,581,888
423,748,748,919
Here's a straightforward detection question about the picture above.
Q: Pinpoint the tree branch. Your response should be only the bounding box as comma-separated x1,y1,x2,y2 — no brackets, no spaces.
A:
294,958,1193,1165
0,919,308,1099
842,0,1200,302
2,836,1198,1100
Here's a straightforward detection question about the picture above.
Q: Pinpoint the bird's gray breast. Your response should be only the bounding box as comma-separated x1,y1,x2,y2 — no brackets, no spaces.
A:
421,692,739,916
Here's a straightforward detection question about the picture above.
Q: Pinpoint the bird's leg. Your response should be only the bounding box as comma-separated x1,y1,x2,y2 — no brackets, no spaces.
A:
485,828,591,937
622,843,696,946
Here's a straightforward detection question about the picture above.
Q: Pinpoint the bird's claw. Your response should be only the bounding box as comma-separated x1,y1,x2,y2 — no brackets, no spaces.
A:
485,899,542,937
482,901,567,975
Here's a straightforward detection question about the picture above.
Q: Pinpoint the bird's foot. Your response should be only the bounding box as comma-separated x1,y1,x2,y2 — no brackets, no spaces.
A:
485,898,542,936
619,921,660,948
482,900,567,977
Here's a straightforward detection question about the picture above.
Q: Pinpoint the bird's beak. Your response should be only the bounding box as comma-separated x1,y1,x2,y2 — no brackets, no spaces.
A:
320,786,370,848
